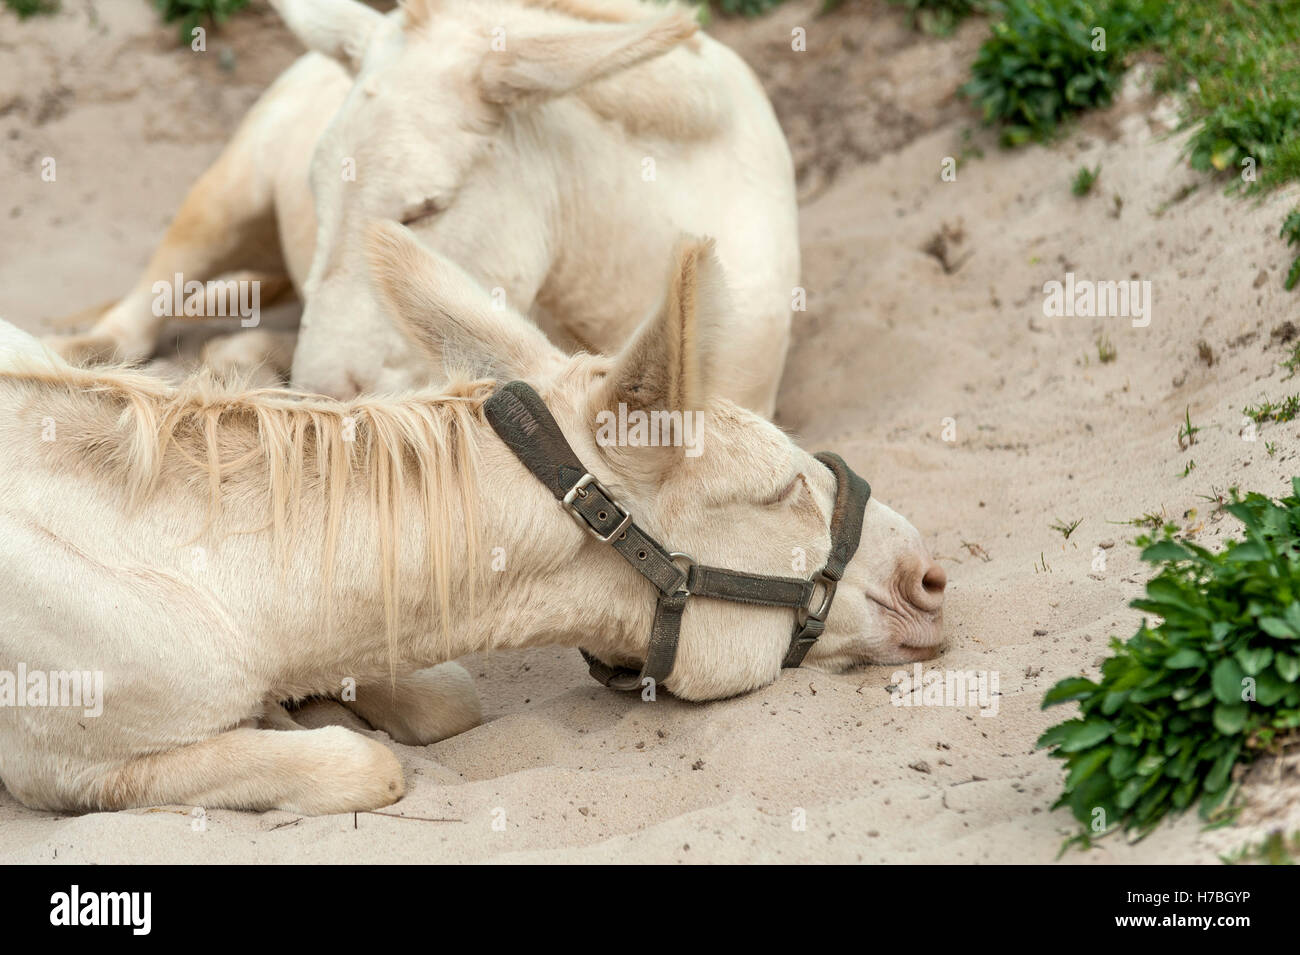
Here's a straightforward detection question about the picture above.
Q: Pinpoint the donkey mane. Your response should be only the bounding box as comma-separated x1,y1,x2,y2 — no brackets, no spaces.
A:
3,359,493,651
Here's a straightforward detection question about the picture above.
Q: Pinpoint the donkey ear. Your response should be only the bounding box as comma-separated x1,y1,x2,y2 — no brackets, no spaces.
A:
366,221,563,381
600,236,728,415
268,0,386,74
479,13,698,106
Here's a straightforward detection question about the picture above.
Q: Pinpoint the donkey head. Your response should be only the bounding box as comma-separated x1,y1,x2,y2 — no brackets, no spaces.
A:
270,0,699,398
367,221,946,701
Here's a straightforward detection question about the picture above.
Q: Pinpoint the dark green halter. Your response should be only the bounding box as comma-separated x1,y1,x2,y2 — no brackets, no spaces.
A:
483,381,871,692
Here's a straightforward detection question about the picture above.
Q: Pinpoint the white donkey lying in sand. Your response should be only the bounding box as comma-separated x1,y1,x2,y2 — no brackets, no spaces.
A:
1,225,944,814
51,0,798,414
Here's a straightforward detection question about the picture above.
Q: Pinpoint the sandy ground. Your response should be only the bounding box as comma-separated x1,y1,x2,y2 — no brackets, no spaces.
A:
2,0,1300,863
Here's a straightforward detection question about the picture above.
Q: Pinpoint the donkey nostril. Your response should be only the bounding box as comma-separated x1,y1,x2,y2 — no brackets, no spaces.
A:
922,562,947,596
899,557,946,614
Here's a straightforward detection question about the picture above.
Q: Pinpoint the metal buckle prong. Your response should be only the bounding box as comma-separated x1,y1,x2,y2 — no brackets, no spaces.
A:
562,473,632,543
797,571,838,627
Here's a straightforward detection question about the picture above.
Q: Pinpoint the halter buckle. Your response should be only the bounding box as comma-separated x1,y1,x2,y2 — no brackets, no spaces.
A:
562,473,632,543
797,571,838,627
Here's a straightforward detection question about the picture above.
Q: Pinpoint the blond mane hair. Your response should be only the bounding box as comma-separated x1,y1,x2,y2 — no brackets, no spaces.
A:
5,360,491,655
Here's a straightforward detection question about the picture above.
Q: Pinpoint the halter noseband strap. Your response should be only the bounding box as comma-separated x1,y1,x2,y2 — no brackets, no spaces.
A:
483,381,871,692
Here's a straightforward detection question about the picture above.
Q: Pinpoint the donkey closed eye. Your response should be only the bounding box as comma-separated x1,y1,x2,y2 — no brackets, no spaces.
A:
763,473,805,507
399,197,446,227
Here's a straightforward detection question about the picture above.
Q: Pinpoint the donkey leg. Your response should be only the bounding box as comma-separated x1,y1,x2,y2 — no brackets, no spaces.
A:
93,725,403,815
343,664,482,746
250,700,307,731
200,328,299,387
42,63,324,366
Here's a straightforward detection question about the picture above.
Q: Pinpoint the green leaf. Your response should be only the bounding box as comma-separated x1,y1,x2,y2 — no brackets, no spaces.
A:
1100,690,1129,715
1041,677,1099,708
1204,746,1241,794
1236,646,1274,675
1141,540,1192,563
1212,658,1248,704
1259,616,1300,638
1057,718,1115,752
1135,751,1165,776
1276,653,1300,683
1066,747,1113,789
1107,746,1138,778
1213,703,1249,734
1165,648,1206,669
1256,668,1291,706
1225,542,1269,562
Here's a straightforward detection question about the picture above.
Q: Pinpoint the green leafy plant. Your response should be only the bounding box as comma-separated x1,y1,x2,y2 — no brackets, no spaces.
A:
3,0,58,16
1184,99,1300,187
1280,338,1300,380
1111,510,1169,531
153,0,250,44
1155,2,1300,196
1177,406,1199,449
1072,163,1101,196
961,0,1168,146
961,2,1300,287
1051,516,1083,539
1221,829,1300,865
1245,395,1300,425
714,0,786,16
889,0,981,34
1281,211,1300,292
1040,482,1300,844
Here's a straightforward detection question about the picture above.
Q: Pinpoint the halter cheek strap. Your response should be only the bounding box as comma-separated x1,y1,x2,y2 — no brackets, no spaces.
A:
483,381,871,692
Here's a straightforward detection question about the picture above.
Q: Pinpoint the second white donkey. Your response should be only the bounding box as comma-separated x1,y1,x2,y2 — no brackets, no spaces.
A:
49,0,799,415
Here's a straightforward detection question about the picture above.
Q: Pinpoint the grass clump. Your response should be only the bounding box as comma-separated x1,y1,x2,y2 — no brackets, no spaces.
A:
963,1,1300,289
1072,163,1101,196
1222,829,1300,865
1176,406,1199,449
961,0,1169,146
1244,396,1300,426
153,0,250,44
1281,211,1300,293
3,0,57,16
713,0,786,15
1051,516,1083,539
889,0,982,34
1154,2,1300,195
1040,481,1300,846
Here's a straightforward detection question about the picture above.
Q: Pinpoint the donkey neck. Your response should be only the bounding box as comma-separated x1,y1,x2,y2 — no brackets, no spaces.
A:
4,366,654,690
174,387,658,687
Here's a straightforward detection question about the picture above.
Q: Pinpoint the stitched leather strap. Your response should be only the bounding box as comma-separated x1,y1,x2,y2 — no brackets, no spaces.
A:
813,451,870,581
485,381,686,595
687,565,814,607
